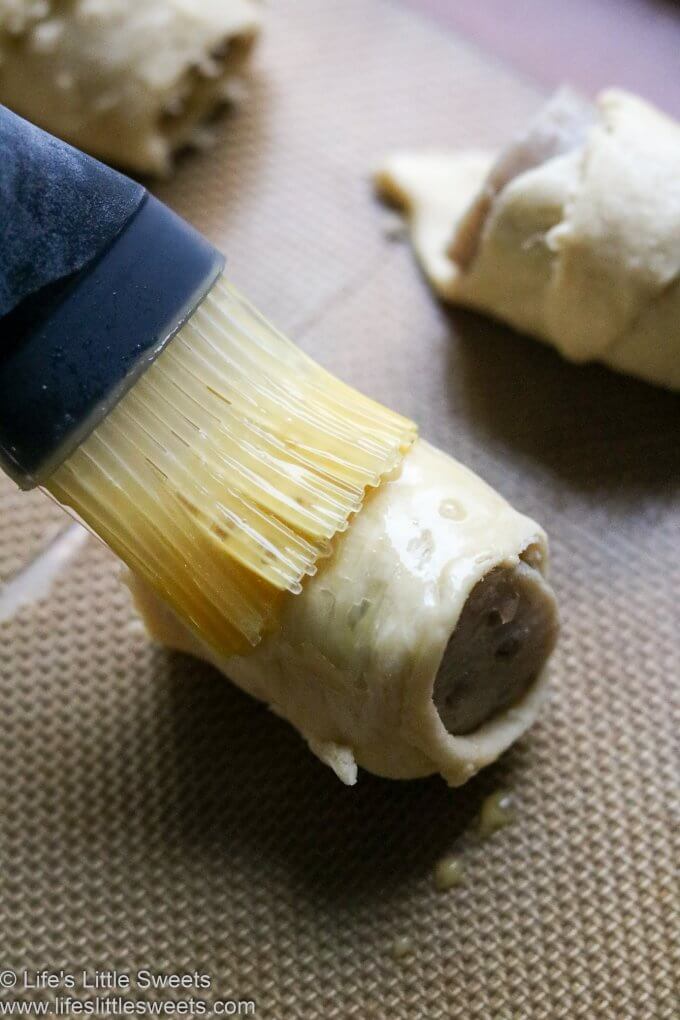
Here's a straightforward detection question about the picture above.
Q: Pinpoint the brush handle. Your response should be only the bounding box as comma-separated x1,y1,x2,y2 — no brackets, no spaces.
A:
0,105,145,319
0,107,224,489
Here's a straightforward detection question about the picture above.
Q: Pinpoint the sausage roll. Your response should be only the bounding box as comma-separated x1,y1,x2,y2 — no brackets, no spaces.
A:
376,89,680,391
0,0,261,174
129,441,559,786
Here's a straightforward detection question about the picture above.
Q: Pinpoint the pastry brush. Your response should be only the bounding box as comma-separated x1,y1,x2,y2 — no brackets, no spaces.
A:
0,106,416,655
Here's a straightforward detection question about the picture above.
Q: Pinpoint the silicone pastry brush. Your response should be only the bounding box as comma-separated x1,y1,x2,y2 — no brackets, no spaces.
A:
0,106,417,656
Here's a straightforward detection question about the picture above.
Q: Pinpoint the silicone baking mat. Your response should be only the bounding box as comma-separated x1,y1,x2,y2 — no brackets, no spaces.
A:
1,2,678,1017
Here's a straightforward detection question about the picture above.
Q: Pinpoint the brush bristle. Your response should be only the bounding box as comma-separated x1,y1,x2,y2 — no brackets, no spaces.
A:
47,277,417,655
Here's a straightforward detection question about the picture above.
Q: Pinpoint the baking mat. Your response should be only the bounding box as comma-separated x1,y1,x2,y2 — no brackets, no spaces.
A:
1,1,678,1018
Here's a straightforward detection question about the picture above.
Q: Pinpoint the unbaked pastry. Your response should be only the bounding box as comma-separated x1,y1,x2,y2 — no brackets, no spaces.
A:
0,0,261,174
376,89,680,391
129,440,558,787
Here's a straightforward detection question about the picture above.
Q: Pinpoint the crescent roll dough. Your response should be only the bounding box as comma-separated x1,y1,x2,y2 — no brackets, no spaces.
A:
128,441,558,787
376,89,680,391
0,0,261,174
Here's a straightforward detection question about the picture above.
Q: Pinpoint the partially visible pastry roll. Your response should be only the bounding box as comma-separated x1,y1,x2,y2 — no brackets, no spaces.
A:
129,441,558,787
0,0,261,174
376,89,680,391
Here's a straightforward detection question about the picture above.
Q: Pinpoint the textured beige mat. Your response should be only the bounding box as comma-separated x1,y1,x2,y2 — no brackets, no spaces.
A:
0,476,65,585
1,2,678,1018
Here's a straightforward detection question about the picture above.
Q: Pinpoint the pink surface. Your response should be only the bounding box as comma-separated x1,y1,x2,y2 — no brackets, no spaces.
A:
404,0,680,115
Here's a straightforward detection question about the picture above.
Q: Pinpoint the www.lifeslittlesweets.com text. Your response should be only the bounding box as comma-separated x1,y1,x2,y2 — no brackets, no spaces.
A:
0,971,255,1016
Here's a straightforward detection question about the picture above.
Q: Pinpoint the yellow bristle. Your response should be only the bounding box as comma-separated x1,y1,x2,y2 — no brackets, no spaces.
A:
47,277,417,656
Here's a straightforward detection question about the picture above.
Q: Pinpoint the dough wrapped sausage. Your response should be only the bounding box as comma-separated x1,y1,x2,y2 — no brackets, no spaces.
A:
376,89,680,391
129,441,558,786
0,0,260,174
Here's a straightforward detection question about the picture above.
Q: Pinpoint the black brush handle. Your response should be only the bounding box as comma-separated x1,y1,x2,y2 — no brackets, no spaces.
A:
0,104,145,319
0,107,224,488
